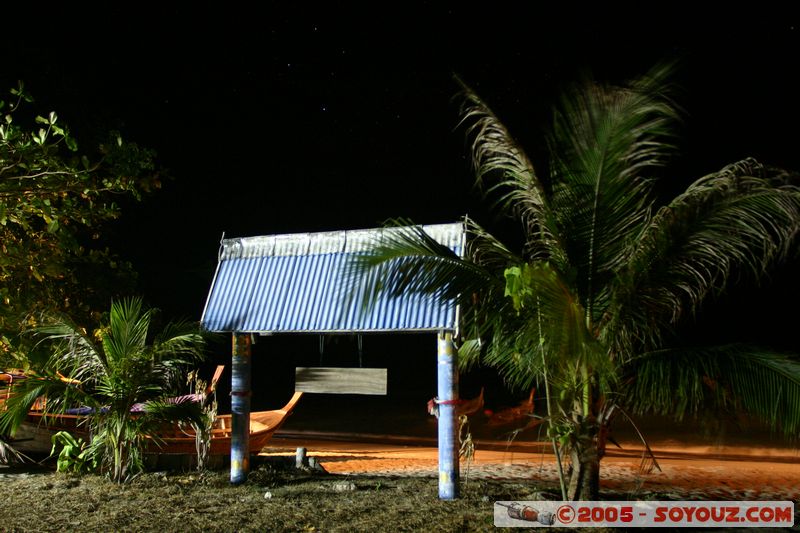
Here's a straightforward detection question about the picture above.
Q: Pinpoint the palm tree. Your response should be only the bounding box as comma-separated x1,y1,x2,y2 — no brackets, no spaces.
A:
348,64,800,500
0,297,207,482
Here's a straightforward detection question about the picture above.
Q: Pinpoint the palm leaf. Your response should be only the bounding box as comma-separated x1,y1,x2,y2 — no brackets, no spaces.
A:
151,320,207,390
548,63,681,322
103,297,151,368
0,379,47,435
604,159,800,356
136,399,207,432
613,406,662,474
455,77,569,269
488,261,614,392
342,218,499,316
153,321,206,361
0,371,94,435
625,344,800,437
464,217,520,273
31,317,106,384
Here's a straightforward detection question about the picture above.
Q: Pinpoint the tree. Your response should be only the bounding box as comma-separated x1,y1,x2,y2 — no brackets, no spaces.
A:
0,297,207,482
0,82,160,365
348,64,800,500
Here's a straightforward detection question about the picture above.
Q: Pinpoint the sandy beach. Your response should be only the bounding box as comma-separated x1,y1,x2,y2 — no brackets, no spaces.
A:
263,432,800,501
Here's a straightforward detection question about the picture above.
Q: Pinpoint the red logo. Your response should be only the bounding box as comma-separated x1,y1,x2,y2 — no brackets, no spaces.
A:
557,504,576,524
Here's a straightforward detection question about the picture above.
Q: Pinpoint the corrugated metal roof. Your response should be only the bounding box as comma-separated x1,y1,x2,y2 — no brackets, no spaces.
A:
201,222,465,333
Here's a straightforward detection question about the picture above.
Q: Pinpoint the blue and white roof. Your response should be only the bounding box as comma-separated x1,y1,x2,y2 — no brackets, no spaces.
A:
201,222,465,333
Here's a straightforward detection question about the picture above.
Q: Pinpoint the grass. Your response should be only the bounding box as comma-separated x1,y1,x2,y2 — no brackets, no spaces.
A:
1,457,546,532
4,455,798,532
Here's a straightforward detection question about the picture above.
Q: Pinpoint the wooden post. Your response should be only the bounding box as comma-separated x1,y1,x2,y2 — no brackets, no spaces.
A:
437,331,459,499
230,332,252,484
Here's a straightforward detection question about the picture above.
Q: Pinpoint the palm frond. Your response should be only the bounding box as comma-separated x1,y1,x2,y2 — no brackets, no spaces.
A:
456,338,483,368
103,297,151,368
464,217,520,272
605,159,800,355
548,62,681,321
625,344,800,437
613,406,662,474
457,218,528,346
0,435,31,464
151,321,206,389
136,398,207,429
455,77,569,269
484,262,615,393
31,316,106,383
0,372,94,434
342,218,500,318
0,380,46,435
153,326,206,360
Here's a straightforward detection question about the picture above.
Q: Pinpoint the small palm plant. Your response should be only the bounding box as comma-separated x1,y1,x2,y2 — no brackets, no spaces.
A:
0,297,207,482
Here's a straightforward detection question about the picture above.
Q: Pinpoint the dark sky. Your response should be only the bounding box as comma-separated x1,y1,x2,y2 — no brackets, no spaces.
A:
4,4,799,352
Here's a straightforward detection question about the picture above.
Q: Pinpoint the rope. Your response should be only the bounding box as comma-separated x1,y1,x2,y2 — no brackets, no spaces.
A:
433,398,465,405
427,396,466,418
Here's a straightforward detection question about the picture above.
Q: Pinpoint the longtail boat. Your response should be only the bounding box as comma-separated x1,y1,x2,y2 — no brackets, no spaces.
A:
145,391,303,456
2,369,303,459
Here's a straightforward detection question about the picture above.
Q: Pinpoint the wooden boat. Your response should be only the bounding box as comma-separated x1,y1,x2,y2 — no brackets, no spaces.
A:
8,411,86,455
485,388,535,426
146,391,304,456
4,375,303,459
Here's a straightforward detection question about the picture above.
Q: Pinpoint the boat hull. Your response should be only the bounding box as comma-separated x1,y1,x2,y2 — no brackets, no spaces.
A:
11,413,87,455
9,391,303,460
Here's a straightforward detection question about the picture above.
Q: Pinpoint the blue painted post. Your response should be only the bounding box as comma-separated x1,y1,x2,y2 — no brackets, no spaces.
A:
437,330,459,499
230,332,252,484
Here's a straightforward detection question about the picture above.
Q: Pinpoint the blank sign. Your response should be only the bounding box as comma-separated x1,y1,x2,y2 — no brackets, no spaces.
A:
295,367,388,395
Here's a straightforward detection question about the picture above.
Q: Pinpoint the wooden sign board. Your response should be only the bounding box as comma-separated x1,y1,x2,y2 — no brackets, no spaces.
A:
295,367,388,395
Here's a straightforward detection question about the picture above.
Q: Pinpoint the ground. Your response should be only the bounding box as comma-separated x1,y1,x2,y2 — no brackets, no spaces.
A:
264,434,800,502
3,428,798,532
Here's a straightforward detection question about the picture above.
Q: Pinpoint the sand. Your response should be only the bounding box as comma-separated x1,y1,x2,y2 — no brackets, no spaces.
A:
262,434,800,501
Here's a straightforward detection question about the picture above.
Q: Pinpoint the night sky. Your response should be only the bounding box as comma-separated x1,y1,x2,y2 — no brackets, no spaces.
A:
4,5,799,410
